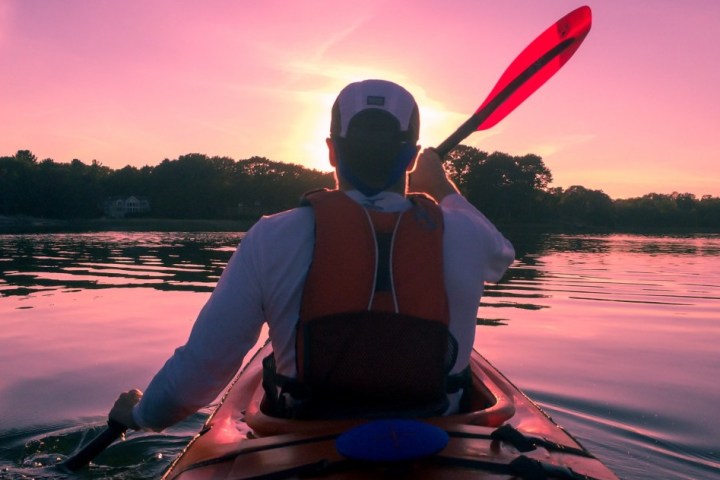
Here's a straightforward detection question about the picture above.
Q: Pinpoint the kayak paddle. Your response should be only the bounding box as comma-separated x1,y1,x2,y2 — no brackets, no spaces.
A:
58,419,127,472
56,6,592,473
435,5,592,158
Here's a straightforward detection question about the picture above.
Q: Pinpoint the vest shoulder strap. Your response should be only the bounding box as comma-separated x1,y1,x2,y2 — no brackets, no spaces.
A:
300,190,377,320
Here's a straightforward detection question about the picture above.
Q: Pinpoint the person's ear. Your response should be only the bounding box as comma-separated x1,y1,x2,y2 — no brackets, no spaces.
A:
326,137,338,167
406,145,421,172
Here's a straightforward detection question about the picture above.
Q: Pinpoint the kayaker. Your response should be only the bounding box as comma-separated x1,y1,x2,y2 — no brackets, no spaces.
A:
109,79,515,430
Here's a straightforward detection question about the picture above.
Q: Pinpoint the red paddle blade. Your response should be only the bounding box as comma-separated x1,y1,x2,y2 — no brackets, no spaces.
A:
476,5,592,131
434,5,592,157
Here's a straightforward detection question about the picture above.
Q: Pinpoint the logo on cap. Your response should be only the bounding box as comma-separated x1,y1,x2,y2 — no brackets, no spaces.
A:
367,96,385,106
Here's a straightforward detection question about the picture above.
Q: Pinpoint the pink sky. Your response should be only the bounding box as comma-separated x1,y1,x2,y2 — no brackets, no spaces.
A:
2,0,719,199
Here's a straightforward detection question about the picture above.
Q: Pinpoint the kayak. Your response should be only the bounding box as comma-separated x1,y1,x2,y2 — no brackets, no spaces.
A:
162,341,618,479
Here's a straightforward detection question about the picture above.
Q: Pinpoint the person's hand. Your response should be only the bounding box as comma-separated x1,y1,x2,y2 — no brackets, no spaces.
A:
109,389,143,430
408,148,459,202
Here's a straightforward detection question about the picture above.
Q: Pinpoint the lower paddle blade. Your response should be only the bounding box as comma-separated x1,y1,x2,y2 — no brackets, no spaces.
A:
59,420,127,472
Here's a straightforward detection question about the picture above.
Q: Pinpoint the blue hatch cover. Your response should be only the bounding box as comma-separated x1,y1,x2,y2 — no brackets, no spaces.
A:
335,419,449,462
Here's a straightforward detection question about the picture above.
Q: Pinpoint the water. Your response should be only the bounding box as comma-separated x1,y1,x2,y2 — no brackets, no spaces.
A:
0,231,718,479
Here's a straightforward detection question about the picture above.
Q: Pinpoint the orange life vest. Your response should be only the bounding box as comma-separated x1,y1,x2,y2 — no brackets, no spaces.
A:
264,190,465,418
274,189,457,418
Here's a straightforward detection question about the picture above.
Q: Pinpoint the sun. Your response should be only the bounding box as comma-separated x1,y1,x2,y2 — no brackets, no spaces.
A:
302,110,333,172
283,91,336,173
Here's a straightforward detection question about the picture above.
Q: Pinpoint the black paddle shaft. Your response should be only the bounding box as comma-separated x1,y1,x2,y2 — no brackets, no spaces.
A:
59,419,127,472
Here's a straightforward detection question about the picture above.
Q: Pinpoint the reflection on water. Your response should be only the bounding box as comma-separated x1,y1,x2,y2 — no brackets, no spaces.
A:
511,232,720,257
0,232,245,479
481,233,720,480
495,233,720,309
0,232,719,479
0,232,243,298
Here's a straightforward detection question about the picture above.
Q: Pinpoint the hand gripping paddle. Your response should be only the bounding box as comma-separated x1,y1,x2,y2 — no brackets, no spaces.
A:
435,5,592,158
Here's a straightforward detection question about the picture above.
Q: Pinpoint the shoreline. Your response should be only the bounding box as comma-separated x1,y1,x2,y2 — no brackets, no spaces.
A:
0,216,257,234
1,216,718,235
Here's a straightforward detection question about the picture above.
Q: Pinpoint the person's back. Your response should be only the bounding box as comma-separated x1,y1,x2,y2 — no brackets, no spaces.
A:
108,79,515,431
263,188,453,418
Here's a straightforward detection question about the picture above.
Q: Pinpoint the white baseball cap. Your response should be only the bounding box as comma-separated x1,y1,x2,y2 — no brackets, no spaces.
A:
330,79,419,142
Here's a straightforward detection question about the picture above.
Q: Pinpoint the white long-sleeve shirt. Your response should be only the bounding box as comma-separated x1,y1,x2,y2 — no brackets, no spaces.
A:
134,191,515,431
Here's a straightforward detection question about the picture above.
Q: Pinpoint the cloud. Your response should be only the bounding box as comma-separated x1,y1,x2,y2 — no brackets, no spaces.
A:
530,134,596,158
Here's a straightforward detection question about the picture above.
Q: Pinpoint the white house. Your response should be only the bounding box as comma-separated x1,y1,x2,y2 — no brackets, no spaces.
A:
102,196,151,218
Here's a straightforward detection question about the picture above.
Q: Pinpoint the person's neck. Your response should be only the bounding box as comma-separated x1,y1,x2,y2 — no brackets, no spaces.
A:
336,176,407,196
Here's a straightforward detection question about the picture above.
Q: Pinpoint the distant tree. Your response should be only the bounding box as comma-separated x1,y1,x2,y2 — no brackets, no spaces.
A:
537,187,564,222
442,145,485,192
107,165,146,196
557,186,615,226
32,158,111,217
673,192,698,226
150,154,216,218
145,154,333,219
35,159,68,217
613,192,720,229
0,150,39,215
15,150,38,164
698,196,720,227
444,146,552,223
236,157,333,215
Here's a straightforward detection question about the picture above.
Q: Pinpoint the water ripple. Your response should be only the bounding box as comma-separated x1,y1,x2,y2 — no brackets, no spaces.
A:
0,232,243,297
532,390,720,480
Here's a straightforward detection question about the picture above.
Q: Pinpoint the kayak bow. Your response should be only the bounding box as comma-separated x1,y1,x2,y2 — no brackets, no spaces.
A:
162,342,617,479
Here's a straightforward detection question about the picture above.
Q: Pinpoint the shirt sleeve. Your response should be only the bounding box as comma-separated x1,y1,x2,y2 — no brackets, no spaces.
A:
440,193,515,282
133,224,267,431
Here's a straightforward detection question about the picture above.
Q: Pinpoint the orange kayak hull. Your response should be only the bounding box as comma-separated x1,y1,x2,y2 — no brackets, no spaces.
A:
163,342,618,479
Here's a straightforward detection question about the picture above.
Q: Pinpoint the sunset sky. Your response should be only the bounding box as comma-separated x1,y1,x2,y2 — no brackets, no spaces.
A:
2,0,718,199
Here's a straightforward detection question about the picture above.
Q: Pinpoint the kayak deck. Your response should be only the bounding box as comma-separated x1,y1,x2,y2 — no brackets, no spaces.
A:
162,342,618,479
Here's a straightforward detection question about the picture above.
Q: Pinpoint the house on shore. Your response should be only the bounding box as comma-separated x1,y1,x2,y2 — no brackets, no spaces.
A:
102,196,151,218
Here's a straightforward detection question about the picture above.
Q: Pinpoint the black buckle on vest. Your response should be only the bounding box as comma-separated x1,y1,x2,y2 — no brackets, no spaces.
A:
262,354,313,419
446,366,472,394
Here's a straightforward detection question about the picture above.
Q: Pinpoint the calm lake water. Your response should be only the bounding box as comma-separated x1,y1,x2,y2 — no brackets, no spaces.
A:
0,231,718,479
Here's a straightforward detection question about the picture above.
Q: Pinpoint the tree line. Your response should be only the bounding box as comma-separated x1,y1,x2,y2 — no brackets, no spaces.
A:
0,150,334,220
2,147,719,230
444,146,720,230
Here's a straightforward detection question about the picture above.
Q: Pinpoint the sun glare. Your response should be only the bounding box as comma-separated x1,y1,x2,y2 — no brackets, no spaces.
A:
302,114,333,172
282,90,336,173
300,93,335,171
418,106,462,149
